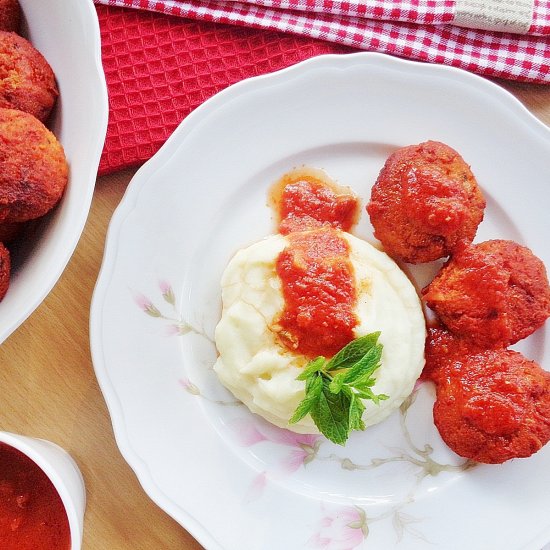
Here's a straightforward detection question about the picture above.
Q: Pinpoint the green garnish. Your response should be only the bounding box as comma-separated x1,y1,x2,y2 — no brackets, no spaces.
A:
289,332,388,445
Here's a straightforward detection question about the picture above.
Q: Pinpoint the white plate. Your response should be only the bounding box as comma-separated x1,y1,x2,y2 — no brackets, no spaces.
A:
0,0,108,344
91,53,550,550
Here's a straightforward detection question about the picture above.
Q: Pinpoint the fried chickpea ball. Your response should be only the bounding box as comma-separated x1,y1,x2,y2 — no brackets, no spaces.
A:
0,0,20,32
431,348,550,464
422,240,550,347
422,326,488,381
0,31,58,122
0,220,23,242
0,241,9,300
367,141,485,264
0,108,68,223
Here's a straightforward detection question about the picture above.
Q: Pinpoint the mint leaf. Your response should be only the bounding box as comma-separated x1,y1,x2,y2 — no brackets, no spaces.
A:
339,344,383,385
296,356,326,381
352,376,376,389
289,374,323,424
355,388,389,405
328,343,382,394
349,393,366,432
326,332,380,372
310,381,351,445
289,332,388,446
328,372,347,394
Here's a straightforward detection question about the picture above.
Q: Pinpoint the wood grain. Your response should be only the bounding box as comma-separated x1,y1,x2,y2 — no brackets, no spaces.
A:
0,169,202,550
0,81,548,550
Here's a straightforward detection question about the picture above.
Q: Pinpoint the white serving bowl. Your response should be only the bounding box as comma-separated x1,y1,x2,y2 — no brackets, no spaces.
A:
0,431,86,550
0,0,108,344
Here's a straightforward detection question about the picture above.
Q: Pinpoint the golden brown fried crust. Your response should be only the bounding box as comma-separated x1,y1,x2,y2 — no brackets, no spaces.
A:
0,31,58,122
0,108,68,223
367,141,485,264
431,348,550,464
422,240,550,347
0,0,20,32
0,241,9,300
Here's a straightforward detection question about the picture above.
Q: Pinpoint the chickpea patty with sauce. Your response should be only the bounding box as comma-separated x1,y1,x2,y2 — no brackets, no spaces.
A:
426,338,550,464
423,240,550,348
367,141,485,264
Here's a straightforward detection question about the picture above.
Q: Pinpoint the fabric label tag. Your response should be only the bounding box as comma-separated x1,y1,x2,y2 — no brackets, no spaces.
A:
454,0,534,34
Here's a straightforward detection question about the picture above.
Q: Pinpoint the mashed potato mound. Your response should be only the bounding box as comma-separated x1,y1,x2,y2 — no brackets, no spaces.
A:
214,232,425,434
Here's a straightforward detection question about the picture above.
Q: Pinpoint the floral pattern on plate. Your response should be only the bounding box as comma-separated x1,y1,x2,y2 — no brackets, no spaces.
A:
134,279,475,546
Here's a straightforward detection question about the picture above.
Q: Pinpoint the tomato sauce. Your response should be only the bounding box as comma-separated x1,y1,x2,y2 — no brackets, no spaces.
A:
422,327,529,440
271,167,359,235
422,241,517,347
422,326,484,382
403,166,470,234
0,442,71,550
275,228,358,357
271,169,360,358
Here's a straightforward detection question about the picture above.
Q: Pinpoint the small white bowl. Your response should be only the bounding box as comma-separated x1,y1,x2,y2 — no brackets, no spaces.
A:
0,0,108,344
0,431,86,549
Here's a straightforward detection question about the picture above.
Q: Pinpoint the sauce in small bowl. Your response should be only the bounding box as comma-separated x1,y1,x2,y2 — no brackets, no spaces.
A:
0,433,84,550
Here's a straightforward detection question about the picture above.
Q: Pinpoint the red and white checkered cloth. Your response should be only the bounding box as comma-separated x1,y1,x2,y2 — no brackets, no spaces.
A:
97,0,550,82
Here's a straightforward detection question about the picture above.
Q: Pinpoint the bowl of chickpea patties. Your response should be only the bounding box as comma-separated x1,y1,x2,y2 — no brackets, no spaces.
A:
0,0,108,343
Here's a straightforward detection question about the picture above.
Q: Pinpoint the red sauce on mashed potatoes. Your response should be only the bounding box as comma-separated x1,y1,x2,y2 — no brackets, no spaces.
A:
0,442,70,550
271,168,360,357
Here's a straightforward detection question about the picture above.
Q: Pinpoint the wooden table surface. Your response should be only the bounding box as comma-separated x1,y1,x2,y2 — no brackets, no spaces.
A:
0,78,549,550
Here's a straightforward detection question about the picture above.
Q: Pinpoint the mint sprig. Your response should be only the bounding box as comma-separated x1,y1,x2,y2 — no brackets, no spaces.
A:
289,332,388,445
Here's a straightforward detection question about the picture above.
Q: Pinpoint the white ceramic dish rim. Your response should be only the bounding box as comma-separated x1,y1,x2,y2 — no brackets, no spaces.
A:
0,0,108,344
91,52,550,550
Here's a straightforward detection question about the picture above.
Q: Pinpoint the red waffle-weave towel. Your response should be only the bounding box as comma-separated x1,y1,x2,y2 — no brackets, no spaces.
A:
97,5,352,174
96,1,549,174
